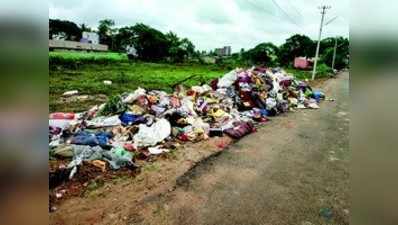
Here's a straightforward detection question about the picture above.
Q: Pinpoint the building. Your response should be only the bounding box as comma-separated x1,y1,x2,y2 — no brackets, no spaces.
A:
215,46,231,56
81,31,99,45
49,39,108,51
52,32,67,40
126,45,138,59
294,57,313,70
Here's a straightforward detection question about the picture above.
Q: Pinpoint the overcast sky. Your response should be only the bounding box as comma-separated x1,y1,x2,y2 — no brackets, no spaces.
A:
49,0,349,52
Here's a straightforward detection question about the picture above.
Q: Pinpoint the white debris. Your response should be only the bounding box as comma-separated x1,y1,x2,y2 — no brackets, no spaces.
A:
148,146,170,155
122,87,146,104
103,80,112,85
62,90,79,96
133,118,171,147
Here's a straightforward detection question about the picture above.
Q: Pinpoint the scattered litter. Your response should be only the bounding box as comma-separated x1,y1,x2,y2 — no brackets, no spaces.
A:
62,90,79,96
148,146,170,155
77,95,89,101
49,66,327,187
86,115,121,128
103,80,112,85
103,147,134,170
134,118,171,147
319,207,333,221
55,189,66,199
90,160,107,172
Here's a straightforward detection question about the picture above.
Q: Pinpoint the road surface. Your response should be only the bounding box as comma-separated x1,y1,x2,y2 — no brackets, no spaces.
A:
132,72,350,225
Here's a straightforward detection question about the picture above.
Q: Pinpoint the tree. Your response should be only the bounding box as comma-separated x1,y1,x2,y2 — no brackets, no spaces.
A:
130,23,170,61
114,26,136,51
80,23,92,32
279,34,315,66
180,38,195,56
245,42,279,66
49,19,81,41
321,37,349,69
164,31,195,62
98,19,116,48
319,37,336,54
240,48,245,56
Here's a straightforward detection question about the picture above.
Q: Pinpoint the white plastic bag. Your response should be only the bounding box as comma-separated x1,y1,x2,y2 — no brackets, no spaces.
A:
133,118,171,147
148,146,169,155
86,115,121,128
122,87,146,104
217,69,237,88
62,90,79,96
103,80,112,85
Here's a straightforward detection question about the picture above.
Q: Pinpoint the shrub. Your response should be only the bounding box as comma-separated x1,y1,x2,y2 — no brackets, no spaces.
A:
316,63,333,77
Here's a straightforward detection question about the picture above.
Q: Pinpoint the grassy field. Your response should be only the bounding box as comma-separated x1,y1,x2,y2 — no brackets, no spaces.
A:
49,51,129,65
285,68,312,80
49,51,331,112
50,62,228,112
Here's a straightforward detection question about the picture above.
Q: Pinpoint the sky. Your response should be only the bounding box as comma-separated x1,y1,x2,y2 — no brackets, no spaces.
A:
49,0,349,52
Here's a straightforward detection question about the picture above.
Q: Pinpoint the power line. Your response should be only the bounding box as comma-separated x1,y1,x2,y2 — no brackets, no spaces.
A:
246,0,275,16
324,16,338,26
270,0,303,29
286,0,304,19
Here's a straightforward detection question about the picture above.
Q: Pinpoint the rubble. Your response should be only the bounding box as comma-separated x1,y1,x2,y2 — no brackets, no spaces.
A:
49,66,325,188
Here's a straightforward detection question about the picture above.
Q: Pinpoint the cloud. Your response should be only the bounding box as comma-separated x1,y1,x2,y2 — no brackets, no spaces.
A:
49,0,349,52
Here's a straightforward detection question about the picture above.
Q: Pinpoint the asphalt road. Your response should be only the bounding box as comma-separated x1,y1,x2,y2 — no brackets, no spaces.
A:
133,72,350,225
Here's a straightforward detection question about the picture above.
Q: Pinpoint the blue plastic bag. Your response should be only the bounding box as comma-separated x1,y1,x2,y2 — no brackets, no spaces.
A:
119,112,146,126
312,90,325,103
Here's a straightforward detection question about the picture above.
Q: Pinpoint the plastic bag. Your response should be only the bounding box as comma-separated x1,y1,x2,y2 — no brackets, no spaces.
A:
133,118,171,147
148,146,169,155
224,121,254,139
103,147,133,170
86,115,121,128
217,69,238,88
67,145,104,179
119,112,146,126
122,87,146,104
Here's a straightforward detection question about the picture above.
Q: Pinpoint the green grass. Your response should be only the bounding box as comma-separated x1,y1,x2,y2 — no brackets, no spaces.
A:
285,63,332,80
49,50,129,66
49,51,331,112
285,68,312,80
50,62,228,112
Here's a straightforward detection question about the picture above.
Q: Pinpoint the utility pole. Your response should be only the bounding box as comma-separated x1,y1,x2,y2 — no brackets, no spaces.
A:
331,37,338,71
311,5,331,80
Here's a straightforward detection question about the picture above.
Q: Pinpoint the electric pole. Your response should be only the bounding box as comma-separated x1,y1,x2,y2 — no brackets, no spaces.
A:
331,37,338,71
311,5,331,80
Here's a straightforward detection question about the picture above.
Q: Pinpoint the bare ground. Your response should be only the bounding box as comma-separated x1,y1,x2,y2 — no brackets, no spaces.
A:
50,136,234,225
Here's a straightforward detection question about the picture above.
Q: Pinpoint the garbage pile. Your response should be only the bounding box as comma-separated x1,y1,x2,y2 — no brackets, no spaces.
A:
49,67,325,179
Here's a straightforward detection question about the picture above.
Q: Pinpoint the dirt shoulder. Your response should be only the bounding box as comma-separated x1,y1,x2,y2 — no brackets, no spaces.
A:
50,135,235,225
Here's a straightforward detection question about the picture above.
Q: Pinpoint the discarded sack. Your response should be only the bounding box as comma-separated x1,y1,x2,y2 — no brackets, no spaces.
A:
224,121,254,139
133,118,171,147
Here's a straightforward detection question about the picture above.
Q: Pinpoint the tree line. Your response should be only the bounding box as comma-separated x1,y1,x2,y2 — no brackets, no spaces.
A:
235,34,349,70
49,19,349,69
49,19,196,63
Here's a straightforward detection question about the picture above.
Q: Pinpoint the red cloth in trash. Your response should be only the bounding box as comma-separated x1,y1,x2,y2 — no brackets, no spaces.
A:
223,121,254,139
49,112,75,120
210,79,218,90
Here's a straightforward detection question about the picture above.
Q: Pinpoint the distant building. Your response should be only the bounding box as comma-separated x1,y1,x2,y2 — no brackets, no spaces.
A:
126,45,138,59
81,31,99,45
294,57,313,70
49,39,108,51
52,32,67,40
215,46,231,56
